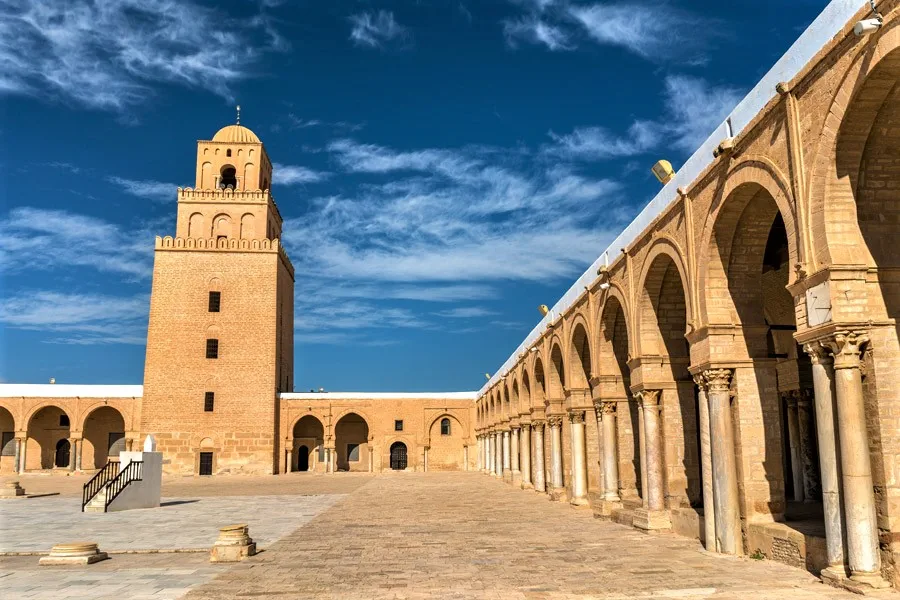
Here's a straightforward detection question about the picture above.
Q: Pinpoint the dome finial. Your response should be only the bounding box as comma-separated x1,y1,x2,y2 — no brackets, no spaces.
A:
236,104,241,125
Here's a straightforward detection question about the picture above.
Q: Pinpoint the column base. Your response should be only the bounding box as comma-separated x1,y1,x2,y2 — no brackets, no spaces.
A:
590,497,623,519
549,487,568,502
520,481,534,490
831,571,892,595
570,495,589,507
502,471,512,483
633,508,671,531
511,471,521,486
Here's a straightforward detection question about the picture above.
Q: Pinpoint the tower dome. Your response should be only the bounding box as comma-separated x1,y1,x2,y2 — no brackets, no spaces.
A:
211,124,261,144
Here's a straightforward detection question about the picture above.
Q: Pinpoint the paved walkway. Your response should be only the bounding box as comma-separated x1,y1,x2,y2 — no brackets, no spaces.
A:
0,494,344,553
185,473,864,600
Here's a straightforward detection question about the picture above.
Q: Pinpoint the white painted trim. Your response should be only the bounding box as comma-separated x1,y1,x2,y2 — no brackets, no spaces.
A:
280,392,478,401
0,384,143,398
479,0,868,396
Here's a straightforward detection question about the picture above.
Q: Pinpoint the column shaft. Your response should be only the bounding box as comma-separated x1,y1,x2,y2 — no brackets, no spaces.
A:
502,430,511,474
511,428,520,475
638,400,648,505
695,376,717,552
14,438,23,474
549,417,564,491
494,433,502,477
805,343,844,569
796,393,820,501
521,425,532,487
828,332,881,581
601,402,621,502
533,422,546,492
785,393,805,502
569,412,589,505
707,370,741,555
640,391,665,511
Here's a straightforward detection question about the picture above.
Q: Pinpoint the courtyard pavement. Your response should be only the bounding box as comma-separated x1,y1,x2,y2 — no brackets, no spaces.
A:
0,472,880,599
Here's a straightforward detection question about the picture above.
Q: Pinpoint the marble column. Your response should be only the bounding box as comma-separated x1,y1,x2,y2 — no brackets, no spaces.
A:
520,424,532,488
600,401,621,502
464,445,469,471
706,369,741,555
825,332,885,587
14,437,24,474
548,416,564,494
637,399,648,505
489,433,495,475
694,374,717,552
796,390,821,502
502,430,511,478
803,342,845,573
640,390,664,511
74,438,82,471
785,391,805,502
533,420,546,493
423,447,429,472
494,433,502,477
592,401,606,494
569,411,589,506
482,435,489,474
511,427,521,482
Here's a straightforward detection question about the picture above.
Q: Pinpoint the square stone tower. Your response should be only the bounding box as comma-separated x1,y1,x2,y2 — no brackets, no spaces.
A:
141,121,295,475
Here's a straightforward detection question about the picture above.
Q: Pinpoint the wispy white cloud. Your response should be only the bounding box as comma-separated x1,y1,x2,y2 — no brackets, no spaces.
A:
0,0,285,111
505,1,717,63
0,207,153,278
544,75,743,160
547,121,659,160
107,176,177,203
0,291,148,345
433,307,499,318
503,17,572,51
273,163,330,185
349,10,409,49
663,75,742,152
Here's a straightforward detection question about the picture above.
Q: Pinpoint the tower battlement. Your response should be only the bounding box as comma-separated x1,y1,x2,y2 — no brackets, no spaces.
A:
155,236,295,276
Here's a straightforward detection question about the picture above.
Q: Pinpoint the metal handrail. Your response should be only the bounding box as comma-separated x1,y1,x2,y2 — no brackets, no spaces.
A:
103,460,143,512
82,461,118,512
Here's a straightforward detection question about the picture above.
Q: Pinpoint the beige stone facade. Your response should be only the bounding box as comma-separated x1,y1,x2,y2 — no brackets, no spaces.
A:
0,123,477,478
474,2,900,592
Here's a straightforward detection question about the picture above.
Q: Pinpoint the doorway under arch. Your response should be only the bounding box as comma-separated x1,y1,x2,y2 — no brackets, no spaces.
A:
26,406,70,470
334,413,369,472
55,439,70,468
297,445,310,472
390,442,408,471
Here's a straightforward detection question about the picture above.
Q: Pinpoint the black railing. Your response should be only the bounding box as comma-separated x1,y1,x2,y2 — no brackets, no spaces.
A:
103,460,143,512
82,461,118,512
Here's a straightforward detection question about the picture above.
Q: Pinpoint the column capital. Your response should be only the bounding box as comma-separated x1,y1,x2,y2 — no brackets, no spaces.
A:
521,422,531,431
692,372,707,390
822,330,869,371
547,415,564,428
568,410,586,424
531,418,546,427
802,340,833,366
702,368,733,393
636,389,661,409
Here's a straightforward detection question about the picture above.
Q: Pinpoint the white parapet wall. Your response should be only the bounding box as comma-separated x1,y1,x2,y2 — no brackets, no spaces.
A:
108,451,162,512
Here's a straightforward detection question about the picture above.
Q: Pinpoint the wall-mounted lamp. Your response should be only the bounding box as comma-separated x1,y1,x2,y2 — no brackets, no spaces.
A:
855,1,883,36
651,159,675,185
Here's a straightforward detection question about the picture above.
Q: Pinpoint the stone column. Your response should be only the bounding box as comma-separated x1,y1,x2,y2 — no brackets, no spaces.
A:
423,447,429,472
637,399,648,505
520,424,532,488
368,444,374,473
694,374,717,552
511,427,521,484
502,430,511,480
639,390,664,512
68,438,77,471
14,437,24,474
804,342,845,574
548,416,564,496
706,369,741,555
600,401,621,503
825,332,885,587
569,411,589,506
533,420,546,493
796,390,821,502
592,401,606,494
464,444,469,471
784,391,805,502
494,433,502,477
74,439,83,471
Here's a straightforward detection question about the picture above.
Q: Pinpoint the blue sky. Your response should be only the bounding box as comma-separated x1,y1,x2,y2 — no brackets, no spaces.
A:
0,0,829,391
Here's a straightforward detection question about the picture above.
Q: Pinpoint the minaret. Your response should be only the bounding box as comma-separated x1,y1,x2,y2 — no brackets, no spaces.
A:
141,116,294,476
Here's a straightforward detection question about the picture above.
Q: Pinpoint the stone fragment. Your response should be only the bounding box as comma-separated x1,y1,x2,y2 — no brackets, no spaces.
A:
0,480,25,498
39,542,109,565
210,523,257,563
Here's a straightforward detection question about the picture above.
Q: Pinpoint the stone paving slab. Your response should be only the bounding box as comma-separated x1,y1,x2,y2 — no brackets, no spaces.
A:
185,472,865,600
0,553,226,600
0,494,345,552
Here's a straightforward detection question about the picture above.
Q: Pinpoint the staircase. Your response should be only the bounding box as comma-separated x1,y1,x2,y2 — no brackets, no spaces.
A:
82,460,143,513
